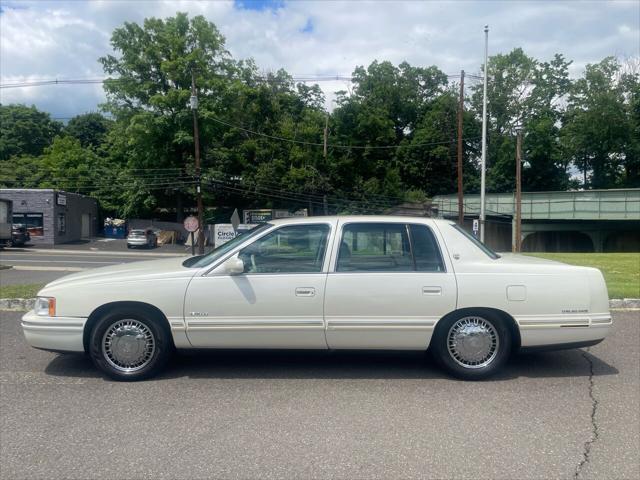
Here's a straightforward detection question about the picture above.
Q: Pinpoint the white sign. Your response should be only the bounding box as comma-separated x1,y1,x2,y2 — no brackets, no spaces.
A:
183,216,199,232
472,219,479,236
214,223,256,248
57,194,67,206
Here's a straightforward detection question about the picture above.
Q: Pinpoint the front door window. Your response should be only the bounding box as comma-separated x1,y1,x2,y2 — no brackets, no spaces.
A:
238,224,330,273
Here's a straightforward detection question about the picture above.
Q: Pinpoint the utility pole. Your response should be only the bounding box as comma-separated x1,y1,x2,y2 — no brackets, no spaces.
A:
323,113,329,159
323,113,329,216
190,70,205,255
457,70,465,226
514,128,523,253
480,25,489,242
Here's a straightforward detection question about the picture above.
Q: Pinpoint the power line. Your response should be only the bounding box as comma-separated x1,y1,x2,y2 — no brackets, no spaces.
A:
0,72,470,90
209,114,479,150
206,180,393,213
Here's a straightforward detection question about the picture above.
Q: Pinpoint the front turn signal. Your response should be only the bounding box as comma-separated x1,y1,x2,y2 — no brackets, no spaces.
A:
34,297,56,317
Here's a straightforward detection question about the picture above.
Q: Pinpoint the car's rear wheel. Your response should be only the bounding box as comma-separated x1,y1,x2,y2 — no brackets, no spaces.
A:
431,311,511,380
89,308,172,381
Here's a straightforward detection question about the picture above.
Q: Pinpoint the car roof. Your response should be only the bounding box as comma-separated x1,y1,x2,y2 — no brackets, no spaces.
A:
267,215,452,226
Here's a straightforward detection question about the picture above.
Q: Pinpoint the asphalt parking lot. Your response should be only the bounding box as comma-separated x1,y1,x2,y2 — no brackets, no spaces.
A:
0,310,638,480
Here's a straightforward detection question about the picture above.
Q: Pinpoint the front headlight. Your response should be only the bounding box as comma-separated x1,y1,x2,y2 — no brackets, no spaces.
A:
34,297,56,316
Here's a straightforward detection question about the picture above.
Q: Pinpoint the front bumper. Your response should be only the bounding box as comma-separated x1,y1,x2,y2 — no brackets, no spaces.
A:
21,310,87,353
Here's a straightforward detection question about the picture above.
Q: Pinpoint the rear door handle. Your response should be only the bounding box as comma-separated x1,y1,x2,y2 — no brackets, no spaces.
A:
295,287,316,297
422,286,442,295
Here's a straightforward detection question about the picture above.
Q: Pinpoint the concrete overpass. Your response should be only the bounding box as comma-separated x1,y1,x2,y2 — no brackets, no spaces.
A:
432,189,640,252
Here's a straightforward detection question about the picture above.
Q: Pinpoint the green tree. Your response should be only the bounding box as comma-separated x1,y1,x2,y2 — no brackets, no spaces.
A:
328,60,450,208
64,113,112,150
100,12,233,220
396,90,481,197
563,57,633,188
0,104,62,160
471,49,571,192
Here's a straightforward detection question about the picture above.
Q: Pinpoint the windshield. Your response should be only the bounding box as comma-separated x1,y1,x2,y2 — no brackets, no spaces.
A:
451,223,500,259
183,223,272,268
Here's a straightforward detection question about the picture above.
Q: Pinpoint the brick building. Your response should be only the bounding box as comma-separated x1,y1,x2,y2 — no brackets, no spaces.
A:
0,189,98,246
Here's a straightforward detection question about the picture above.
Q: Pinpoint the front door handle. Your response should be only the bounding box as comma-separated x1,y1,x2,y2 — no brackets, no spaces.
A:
422,286,442,295
295,287,316,297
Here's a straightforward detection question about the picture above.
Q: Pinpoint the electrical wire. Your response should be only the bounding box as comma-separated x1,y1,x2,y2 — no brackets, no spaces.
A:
209,114,479,150
0,72,467,90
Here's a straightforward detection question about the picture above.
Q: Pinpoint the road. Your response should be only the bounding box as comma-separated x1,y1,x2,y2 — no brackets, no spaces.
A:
0,248,187,285
1,310,638,480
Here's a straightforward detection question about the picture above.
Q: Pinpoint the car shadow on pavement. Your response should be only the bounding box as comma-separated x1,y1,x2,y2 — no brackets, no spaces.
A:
45,350,619,381
43,348,618,382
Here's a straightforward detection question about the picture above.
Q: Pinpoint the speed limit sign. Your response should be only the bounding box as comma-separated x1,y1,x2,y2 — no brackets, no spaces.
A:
183,216,199,232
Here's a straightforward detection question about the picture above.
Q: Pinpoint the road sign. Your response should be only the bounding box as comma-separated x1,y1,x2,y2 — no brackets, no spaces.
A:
472,219,479,236
230,209,240,231
183,216,199,232
243,209,273,224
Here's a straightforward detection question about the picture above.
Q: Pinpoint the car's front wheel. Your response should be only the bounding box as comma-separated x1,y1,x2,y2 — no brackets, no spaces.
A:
89,308,172,381
431,311,511,380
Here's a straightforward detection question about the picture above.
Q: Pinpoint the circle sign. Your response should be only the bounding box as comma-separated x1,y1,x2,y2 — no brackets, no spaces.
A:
183,216,199,232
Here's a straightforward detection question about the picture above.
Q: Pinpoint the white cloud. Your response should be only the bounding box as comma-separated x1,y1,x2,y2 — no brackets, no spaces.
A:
1,0,638,117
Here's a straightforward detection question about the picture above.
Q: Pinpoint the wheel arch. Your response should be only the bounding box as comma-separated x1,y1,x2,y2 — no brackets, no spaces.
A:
433,307,521,350
83,301,174,353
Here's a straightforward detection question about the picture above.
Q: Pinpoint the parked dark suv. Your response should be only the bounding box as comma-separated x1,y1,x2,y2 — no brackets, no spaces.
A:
11,224,30,247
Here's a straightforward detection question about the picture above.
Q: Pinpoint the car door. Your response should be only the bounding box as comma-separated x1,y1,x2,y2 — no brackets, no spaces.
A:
184,221,335,348
324,221,457,349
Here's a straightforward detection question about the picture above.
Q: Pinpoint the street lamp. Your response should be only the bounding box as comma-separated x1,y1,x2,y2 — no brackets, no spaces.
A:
480,25,489,243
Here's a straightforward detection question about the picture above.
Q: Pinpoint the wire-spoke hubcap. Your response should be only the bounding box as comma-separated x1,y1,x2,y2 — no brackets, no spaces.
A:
102,319,155,373
447,316,499,369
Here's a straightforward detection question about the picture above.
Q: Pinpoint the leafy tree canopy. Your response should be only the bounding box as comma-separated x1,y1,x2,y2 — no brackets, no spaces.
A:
0,104,62,160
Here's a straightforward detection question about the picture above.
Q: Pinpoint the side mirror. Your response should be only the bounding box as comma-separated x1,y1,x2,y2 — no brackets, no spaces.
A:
223,255,245,275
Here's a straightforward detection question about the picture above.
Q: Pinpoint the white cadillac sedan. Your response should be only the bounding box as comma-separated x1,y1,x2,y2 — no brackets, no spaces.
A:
22,216,612,381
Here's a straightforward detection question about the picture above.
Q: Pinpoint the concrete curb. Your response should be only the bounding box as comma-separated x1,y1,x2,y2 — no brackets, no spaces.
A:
0,298,35,311
609,298,640,309
1,298,638,312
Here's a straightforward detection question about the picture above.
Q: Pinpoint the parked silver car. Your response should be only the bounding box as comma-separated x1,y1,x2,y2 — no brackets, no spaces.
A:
126,228,158,249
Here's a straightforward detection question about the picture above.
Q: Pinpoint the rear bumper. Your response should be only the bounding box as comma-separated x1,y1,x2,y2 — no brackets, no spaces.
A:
517,312,612,348
21,310,87,353
519,338,603,353
126,238,148,245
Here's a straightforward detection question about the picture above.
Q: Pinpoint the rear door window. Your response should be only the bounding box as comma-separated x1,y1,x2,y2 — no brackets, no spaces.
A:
409,224,445,272
337,223,413,272
336,223,445,272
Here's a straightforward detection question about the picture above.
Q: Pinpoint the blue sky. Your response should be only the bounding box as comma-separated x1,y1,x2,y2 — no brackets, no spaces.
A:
234,0,284,11
1,0,638,119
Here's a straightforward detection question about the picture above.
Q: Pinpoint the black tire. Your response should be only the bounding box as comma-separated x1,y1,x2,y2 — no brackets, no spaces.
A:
431,310,511,380
89,306,173,381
